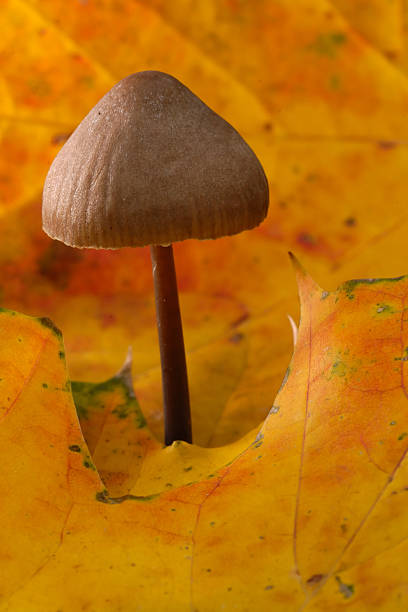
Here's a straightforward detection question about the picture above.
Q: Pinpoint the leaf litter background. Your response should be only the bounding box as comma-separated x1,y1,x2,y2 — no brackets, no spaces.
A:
2,0,408,610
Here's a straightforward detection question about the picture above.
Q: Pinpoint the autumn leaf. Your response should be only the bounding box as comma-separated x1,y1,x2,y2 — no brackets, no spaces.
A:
2,0,408,443
2,2,408,608
3,262,408,610
331,0,405,65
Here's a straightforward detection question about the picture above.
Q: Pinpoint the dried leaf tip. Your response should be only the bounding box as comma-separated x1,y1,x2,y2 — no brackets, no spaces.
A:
287,314,298,348
288,251,307,277
288,252,323,302
114,346,135,397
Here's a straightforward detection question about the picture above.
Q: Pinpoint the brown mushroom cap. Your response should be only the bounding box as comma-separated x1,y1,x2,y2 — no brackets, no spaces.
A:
42,71,269,248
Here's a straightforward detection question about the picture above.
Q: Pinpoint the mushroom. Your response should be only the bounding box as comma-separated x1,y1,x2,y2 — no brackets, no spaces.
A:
42,71,269,445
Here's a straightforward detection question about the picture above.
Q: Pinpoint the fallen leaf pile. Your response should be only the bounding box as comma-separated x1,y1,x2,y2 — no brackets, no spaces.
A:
2,263,408,609
1,0,408,610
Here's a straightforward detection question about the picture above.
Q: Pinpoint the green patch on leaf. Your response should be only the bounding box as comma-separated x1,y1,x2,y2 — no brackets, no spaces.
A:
96,490,160,504
335,576,354,599
374,303,396,316
38,317,62,338
0,308,16,316
83,457,96,470
278,367,290,393
72,376,146,429
309,32,347,58
329,350,360,380
340,276,407,300
331,360,347,377
328,74,341,90
394,347,408,362
112,399,146,428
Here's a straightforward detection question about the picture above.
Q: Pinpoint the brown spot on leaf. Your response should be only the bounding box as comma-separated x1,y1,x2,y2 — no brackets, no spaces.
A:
229,332,244,344
38,242,82,289
385,50,397,61
378,141,397,150
307,574,326,585
231,311,249,328
99,312,117,328
344,217,356,227
297,232,317,248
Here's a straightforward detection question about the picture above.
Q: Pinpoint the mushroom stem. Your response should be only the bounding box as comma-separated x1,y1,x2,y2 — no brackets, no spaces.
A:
150,244,192,445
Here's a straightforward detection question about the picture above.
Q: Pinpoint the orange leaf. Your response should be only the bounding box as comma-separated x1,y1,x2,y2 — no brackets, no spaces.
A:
3,262,408,608
2,3,408,607
2,0,408,417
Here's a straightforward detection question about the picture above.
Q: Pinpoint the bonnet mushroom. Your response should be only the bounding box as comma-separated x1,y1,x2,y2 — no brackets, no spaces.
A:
42,71,269,445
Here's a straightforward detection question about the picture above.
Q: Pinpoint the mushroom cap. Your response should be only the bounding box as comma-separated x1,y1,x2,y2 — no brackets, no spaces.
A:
42,71,269,248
